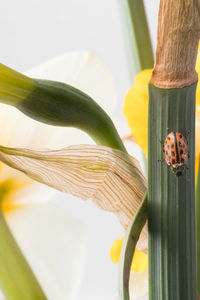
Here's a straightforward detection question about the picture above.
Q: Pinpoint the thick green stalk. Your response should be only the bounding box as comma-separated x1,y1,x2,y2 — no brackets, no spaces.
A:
118,0,154,80
196,159,200,296
0,207,47,300
148,84,196,300
118,194,147,300
0,64,126,153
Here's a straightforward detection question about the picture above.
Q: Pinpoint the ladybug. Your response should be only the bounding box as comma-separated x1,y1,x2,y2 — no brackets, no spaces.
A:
163,131,189,177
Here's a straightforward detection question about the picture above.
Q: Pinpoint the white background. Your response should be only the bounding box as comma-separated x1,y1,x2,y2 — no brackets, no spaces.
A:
0,0,159,109
0,1,160,300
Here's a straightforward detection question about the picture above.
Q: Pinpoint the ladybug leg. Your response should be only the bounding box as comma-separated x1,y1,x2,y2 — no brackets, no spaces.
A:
158,158,165,163
185,129,191,139
188,151,190,159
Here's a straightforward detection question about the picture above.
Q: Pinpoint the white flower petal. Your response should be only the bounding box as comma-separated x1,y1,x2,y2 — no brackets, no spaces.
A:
5,203,87,300
25,51,117,115
129,270,148,299
0,102,93,149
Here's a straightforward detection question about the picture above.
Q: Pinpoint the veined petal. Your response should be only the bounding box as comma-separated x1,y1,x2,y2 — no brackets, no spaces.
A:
4,202,86,300
0,144,147,251
0,160,56,212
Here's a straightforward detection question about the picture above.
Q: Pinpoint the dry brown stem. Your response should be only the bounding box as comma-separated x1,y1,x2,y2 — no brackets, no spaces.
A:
150,0,200,88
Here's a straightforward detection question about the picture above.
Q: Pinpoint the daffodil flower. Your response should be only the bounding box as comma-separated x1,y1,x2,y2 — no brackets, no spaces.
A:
0,51,120,300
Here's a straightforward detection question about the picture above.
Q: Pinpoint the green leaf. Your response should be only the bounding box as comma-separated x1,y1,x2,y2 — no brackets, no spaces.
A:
0,63,126,152
118,194,147,300
148,84,197,300
196,157,200,296
118,0,154,80
0,208,47,300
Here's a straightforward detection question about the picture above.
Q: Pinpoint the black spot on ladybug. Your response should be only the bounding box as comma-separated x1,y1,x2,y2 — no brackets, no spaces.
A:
176,171,182,177
163,132,189,177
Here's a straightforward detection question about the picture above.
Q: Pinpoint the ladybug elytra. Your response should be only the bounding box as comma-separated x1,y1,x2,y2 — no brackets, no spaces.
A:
163,131,189,177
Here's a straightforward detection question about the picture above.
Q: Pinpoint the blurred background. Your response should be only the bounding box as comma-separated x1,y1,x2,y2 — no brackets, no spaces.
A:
0,1,159,300
0,0,159,109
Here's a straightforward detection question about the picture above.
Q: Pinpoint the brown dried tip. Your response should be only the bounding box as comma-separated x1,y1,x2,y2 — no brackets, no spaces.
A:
150,0,200,89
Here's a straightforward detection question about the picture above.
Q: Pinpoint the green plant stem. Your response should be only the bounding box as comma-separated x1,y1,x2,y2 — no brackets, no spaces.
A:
196,158,200,296
0,208,47,300
118,0,154,80
0,64,127,153
148,84,197,300
118,193,148,300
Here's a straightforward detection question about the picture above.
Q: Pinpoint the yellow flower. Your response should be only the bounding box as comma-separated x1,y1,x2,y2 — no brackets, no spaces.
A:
124,63,200,172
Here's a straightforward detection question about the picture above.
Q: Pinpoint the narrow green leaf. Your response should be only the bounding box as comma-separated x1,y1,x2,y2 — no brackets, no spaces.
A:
0,207,47,300
118,193,148,300
196,157,200,296
118,0,154,80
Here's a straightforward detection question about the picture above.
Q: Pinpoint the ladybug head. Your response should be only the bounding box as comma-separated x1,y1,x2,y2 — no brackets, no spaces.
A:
171,165,185,177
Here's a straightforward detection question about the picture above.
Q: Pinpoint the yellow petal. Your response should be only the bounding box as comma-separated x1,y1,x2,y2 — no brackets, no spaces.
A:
196,51,200,108
131,248,148,273
123,70,152,155
109,237,123,263
0,162,32,212
110,237,148,273
124,69,200,173
196,111,200,177
196,110,200,159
